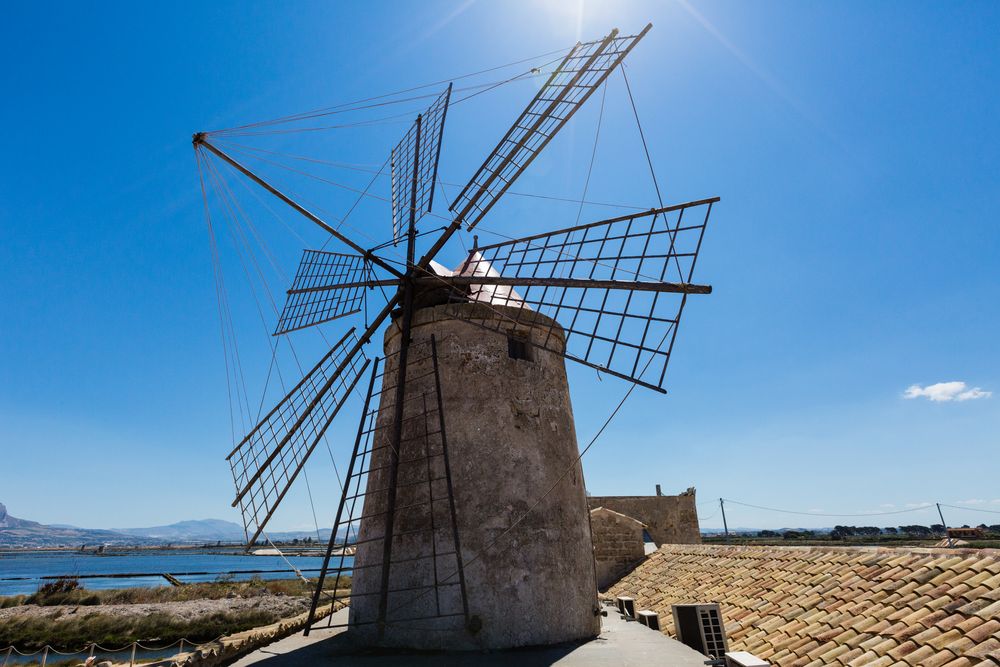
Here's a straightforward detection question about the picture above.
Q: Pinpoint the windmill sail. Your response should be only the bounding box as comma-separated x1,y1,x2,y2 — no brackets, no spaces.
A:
450,24,651,231
227,329,370,544
274,250,369,335
435,198,716,392
391,85,452,246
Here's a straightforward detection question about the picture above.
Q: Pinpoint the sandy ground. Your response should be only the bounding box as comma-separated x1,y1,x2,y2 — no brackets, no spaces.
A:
0,593,311,624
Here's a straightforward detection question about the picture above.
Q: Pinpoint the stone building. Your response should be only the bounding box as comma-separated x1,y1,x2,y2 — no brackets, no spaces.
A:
590,507,647,589
588,486,700,545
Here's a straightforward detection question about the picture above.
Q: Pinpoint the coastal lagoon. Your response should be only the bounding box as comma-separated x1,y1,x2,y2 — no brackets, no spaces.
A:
0,548,349,596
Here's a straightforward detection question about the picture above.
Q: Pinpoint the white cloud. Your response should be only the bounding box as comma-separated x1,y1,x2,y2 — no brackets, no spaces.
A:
880,503,896,509
904,381,992,402
956,499,987,505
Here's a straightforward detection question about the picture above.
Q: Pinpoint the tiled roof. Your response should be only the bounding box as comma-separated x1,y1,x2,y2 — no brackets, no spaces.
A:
607,544,1000,667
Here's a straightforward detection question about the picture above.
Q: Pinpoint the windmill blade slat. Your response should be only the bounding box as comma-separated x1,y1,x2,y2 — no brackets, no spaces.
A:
274,250,369,335
436,198,716,392
449,24,651,231
425,276,711,295
227,328,370,544
391,85,452,246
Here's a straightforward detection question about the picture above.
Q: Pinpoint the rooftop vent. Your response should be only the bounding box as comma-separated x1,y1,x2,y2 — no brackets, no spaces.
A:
725,651,770,667
637,610,660,630
672,603,728,659
615,596,636,618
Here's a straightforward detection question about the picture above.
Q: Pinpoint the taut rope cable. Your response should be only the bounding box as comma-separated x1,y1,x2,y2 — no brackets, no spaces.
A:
321,155,390,253
196,151,238,446
210,69,555,138
207,45,572,134
199,151,253,439
621,64,685,282
203,155,258,431
205,153,330,542
214,138,649,211
573,79,608,229
201,149,347,530
210,142,416,262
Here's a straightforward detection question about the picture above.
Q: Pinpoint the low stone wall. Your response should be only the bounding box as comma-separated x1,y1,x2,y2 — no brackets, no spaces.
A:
140,602,341,667
588,488,700,545
590,507,646,590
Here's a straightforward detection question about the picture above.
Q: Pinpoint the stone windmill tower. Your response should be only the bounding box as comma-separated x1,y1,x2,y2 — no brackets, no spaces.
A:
193,23,716,649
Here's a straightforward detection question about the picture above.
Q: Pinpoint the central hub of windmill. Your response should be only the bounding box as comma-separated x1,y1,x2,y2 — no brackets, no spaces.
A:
349,300,599,649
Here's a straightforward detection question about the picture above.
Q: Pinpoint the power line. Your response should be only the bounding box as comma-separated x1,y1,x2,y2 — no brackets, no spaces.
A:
721,498,935,518
940,503,1000,516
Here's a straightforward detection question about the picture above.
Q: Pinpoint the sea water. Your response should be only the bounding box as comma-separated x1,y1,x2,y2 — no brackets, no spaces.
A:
0,548,351,596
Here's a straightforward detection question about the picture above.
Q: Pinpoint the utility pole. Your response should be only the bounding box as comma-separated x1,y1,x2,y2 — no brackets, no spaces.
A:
720,498,729,544
937,503,954,548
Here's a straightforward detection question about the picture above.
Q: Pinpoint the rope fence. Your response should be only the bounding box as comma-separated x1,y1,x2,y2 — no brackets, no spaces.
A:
1,635,225,666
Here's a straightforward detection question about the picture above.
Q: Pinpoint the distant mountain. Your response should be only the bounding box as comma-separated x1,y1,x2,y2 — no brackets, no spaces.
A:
0,502,41,530
115,519,246,543
0,502,157,548
0,503,335,548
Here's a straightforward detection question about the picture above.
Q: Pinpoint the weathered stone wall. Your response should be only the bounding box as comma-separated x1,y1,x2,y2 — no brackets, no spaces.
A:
351,302,599,650
587,488,700,545
590,507,646,590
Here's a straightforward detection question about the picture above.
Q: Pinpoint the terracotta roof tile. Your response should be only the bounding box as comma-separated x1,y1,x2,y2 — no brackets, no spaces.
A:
965,571,995,588
817,643,852,663
940,658,976,667
927,628,965,650
846,650,880,666
607,544,1000,667
962,637,1000,659
965,619,1000,643
923,649,963,667
975,600,1000,620
936,614,970,632
904,644,942,665
863,658,896,667
943,636,976,656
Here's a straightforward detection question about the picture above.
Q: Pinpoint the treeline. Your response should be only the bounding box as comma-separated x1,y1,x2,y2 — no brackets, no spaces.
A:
753,524,1000,540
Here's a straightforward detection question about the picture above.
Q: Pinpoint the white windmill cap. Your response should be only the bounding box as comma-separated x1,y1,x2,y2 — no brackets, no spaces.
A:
454,251,527,310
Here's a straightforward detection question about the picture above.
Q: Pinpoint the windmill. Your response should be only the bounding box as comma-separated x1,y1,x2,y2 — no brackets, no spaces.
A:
193,23,717,649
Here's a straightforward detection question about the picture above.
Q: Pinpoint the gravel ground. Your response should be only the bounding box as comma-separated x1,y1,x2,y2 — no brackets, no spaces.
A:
0,593,311,625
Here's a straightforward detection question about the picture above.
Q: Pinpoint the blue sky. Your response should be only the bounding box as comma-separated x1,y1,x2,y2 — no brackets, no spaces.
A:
1,1,997,533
